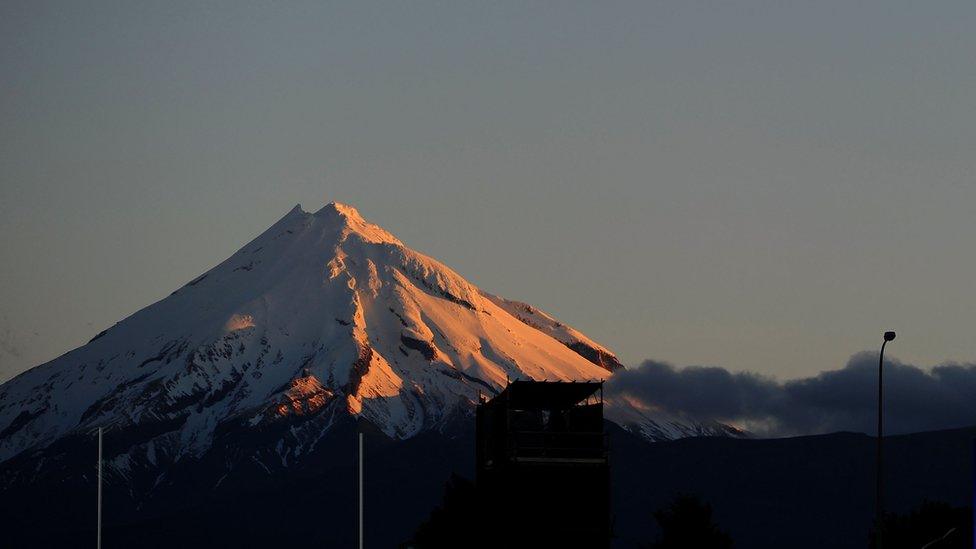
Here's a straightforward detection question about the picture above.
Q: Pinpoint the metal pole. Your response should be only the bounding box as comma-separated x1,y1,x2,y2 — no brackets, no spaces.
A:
97,427,102,549
876,331,895,549
876,340,885,548
359,432,364,549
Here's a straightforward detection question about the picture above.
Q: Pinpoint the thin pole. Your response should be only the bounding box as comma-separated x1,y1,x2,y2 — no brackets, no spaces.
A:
876,340,887,549
97,427,102,549
359,432,364,549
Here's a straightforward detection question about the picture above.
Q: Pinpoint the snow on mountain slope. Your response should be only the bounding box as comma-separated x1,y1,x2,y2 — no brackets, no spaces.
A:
0,202,734,472
483,294,625,372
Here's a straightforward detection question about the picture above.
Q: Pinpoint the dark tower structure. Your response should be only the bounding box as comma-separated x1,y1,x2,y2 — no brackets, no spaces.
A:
475,380,610,548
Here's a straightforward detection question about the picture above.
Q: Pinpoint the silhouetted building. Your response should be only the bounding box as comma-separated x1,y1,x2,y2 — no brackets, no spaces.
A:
476,380,610,548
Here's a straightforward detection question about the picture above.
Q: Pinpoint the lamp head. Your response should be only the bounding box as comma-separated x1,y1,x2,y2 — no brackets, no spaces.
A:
884,331,896,342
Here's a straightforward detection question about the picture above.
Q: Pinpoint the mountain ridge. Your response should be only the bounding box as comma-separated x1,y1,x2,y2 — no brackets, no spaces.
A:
0,202,737,482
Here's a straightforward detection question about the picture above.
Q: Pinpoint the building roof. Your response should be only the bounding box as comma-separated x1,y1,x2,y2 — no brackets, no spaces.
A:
488,379,602,410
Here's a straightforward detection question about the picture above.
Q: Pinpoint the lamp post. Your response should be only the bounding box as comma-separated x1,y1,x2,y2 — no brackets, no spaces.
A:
97,426,102,549
876,330,896,549
359,432,364,549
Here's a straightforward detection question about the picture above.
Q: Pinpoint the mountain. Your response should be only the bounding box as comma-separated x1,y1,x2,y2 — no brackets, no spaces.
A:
4,202,962,548
0,202,734,480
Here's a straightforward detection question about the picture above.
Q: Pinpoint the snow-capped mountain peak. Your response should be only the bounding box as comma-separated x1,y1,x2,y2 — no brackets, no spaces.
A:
0,202,733,475
312,201,403,246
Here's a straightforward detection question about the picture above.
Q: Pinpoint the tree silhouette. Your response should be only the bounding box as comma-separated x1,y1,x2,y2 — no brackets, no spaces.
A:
647,495,733,549
869,500,972,549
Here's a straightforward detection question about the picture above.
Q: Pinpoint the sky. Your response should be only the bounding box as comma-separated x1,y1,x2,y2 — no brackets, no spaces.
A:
1,1,975,384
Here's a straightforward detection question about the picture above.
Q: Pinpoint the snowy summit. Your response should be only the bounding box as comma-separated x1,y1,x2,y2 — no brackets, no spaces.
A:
0,202,735,476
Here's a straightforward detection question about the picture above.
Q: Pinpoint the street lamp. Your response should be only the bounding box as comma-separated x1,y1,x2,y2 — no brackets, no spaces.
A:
97,426,102,549
876,330,896,549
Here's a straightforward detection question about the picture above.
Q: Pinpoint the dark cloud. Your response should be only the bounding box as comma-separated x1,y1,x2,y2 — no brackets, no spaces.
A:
607,353,976,437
